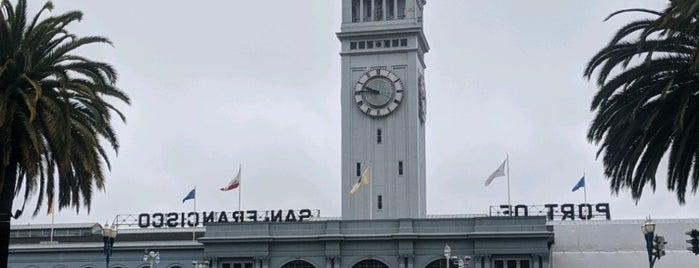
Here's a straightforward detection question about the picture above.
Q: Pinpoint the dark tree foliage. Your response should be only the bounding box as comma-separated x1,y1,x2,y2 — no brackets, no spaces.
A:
0,0,129,265
584,1,698,204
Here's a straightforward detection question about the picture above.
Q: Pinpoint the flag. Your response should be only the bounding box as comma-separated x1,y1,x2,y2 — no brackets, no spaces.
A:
349,166,371,195
47,201,54,215
572,176,585,192
484,158,507,186
221,165,242,191
182,188,196,203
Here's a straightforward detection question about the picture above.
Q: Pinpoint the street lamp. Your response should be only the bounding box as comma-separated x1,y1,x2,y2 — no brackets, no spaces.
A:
192,260,210,268
641,217,666,268
443,244,471,268
102,224,118,268
444,244,452,268
143,250,160,268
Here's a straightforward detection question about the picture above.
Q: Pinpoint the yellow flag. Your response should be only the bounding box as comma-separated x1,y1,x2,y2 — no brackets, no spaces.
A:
349,166,371,195
360,166,371,185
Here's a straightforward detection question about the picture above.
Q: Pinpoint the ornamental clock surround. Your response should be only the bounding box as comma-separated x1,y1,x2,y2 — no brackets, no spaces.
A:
354,68,404,117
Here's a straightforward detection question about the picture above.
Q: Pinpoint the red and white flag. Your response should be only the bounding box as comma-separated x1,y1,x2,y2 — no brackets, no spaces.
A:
220,166,241,191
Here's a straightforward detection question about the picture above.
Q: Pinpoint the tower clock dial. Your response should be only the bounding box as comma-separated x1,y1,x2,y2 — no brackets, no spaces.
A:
354,69,403,117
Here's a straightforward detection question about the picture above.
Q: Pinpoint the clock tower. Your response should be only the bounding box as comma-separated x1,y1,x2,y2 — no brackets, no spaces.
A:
339,0,429,220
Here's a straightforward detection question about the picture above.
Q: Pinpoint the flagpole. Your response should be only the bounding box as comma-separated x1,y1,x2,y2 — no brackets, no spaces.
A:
583,173,587,205
583,173,588,221
369,164,373,220
49,206,54,243
238,165,242,214
506,154,511,216
192,186,196,241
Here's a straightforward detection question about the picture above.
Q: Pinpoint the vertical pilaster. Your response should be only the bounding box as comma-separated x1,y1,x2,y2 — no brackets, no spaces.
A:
406,255,414,268
382,0,387,20
482,254,491,268
472,255,482,268
326,256,334,268
542,254,549,268
252,257,260,268
359,0,364,21
261,256,269,268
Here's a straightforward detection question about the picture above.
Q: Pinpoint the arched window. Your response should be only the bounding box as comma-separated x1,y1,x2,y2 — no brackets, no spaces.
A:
425,259,458,268
352,260,388,268
282,260,315,268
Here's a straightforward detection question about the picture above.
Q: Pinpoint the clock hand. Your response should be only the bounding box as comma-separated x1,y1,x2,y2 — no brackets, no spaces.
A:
364,86,380,93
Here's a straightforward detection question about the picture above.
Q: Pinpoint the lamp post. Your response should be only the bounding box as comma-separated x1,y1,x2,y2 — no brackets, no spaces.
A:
641,218,666,268
641,218,656,268
444,244,471,268
444,244,452,268
192,260,210,268
102,224,118,268
143,250,160,268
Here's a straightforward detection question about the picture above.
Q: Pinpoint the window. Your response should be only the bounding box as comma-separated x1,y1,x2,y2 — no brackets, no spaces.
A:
222,262,253,268
374,0,383,21
363,0,372,21
400,39,408,47
356,163,361,176
352,260,388,268
377,195,383,209
384,40,391,48
494,259,530,268
375,41,382,48
358,41,366,49
392,39,399,47
351,42,357,50
425,259,458,268
397,0,405,19
282,260,315,268
367,41,373,49
377,129,382,144
352,0,360,22
398,161,403,175
387,0,395,19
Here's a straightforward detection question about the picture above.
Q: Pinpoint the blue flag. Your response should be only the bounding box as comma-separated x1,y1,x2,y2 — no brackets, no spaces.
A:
182,188,196,203
571,176,585,192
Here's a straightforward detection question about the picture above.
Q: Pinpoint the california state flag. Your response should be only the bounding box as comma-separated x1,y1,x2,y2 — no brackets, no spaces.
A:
220,165,242,191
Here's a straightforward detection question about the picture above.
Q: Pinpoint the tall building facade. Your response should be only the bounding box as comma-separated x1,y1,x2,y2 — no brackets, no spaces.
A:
339,0,429,220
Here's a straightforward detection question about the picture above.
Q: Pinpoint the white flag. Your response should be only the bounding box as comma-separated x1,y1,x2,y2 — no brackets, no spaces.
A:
484,159,507,186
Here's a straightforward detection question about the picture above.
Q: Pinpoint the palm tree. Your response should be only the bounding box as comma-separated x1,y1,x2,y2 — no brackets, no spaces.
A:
0,0,129,264
584,4,698,205
657,0,699,71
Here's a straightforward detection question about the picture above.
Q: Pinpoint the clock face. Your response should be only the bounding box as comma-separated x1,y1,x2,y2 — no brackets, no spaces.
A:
354,69,403,117
418,74,426,123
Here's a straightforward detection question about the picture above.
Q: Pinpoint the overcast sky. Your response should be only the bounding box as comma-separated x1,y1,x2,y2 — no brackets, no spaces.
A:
12,0,699,227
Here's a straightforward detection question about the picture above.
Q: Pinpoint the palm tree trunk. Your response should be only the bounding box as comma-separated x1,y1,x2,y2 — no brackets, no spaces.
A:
0,165,17,267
